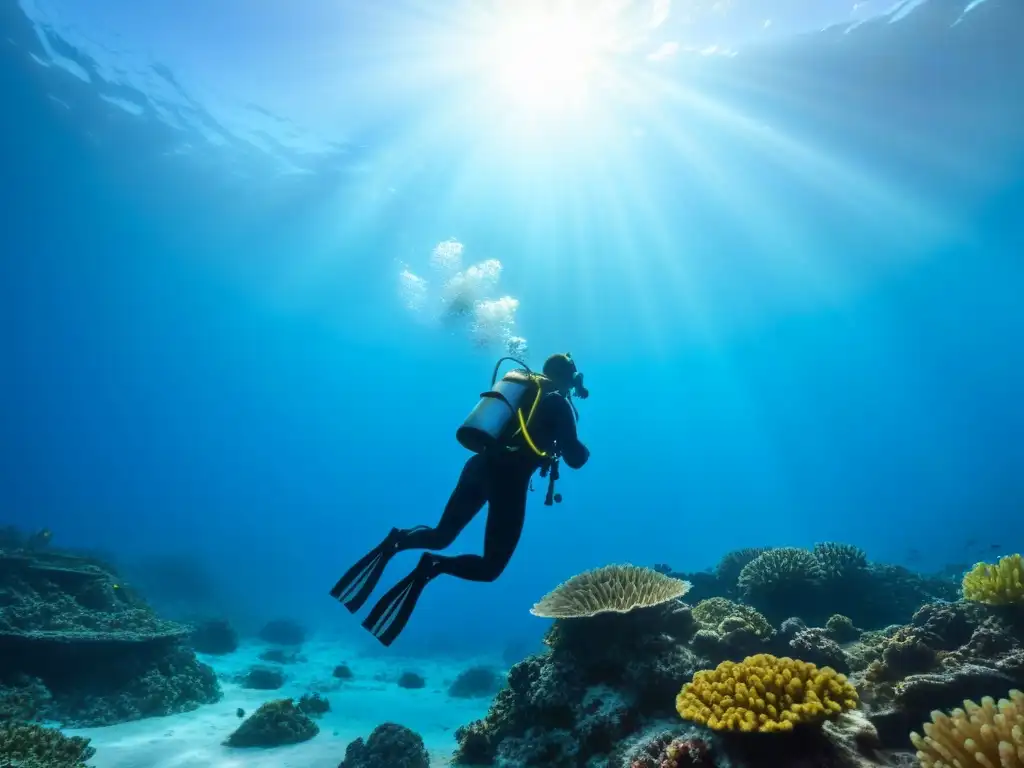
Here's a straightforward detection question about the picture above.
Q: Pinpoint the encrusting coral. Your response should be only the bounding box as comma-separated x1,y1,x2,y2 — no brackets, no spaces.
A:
910,689,1024,768
962,554,1024,605
530,565,691,619
692,598,773,639
675,654,859,733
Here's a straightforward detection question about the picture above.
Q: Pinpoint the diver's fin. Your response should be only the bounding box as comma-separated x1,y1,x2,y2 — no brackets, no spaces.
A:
361,555,438,647
329,528,403,614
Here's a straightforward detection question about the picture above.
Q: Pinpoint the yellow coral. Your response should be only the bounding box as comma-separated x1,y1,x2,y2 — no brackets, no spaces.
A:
910,690,1024,768
675,654,859,734
962,554,1024,605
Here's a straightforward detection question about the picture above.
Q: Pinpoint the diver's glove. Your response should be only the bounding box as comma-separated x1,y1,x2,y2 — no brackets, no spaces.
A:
572,372,589,400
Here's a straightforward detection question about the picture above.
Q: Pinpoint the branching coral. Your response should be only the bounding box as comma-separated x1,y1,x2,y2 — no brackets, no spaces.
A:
715,548,768,589
0,721,95,767
738,548,823,600
675,654,858,733
813,543,868,581
530,565,691,619
910,689,1024,768
962,554,1024,605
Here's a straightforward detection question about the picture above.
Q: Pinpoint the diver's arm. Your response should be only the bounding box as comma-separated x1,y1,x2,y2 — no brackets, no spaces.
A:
553,397,589,469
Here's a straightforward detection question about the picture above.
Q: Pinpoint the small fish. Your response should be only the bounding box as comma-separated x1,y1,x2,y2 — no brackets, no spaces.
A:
990,544,1003,550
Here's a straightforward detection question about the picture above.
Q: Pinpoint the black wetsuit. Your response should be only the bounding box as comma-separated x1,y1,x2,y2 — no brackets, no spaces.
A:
397,392,590,582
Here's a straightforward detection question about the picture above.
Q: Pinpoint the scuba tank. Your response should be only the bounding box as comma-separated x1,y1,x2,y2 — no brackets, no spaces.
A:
456,358,546,454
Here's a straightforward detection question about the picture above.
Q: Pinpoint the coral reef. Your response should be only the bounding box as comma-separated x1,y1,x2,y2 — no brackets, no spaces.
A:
258,619,306,645
962,554,1024,605
847,598,1024,748
692,598,773,639
296,692,330,717
450,551,1024,767
738,548,825,625
449,666,502,699
715,549,768,597
0,543,221,726
339,722,429,768
224,698,318,747
530,565,692,619
910,689,1023,768
0,721,96,767
676,654,858,733
454,590,702,766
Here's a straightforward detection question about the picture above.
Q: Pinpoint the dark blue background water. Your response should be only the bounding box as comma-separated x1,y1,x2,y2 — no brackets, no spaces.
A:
1,0,1022,656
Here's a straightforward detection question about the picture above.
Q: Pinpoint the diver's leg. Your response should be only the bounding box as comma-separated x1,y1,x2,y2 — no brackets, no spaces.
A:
398,454,489,551
331,456,487,613
361,464,517,645
430,475,528,583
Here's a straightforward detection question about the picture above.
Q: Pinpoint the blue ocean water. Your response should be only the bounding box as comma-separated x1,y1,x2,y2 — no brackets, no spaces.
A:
0,0,1022,666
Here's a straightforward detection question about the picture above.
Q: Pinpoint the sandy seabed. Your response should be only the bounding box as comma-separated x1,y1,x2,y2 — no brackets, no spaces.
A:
65,639,496,768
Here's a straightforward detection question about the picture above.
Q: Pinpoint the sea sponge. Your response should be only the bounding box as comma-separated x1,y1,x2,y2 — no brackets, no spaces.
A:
692,598,773,638
910,689,1024,768
530,564,691,619
962,554,1024,605
675,653,859,733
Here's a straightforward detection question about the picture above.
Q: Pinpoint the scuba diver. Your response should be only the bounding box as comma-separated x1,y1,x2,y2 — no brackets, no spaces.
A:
330,353,591,646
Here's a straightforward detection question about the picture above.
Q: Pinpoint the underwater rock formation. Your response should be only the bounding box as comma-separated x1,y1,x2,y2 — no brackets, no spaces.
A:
339,722,429,768
189,618,238,655
848,600,1024,748
237,665,286,690
258,618,306,645
0,543,221,727
398,671,426,689
224,698,318,748
448,665,502,699
333,663,354,680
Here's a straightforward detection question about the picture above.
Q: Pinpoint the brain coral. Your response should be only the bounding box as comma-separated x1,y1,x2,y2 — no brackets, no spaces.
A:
530,564,691,619
675,653,858,733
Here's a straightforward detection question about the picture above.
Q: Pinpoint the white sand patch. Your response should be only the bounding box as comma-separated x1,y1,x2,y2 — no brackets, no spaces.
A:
65,639,498,768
